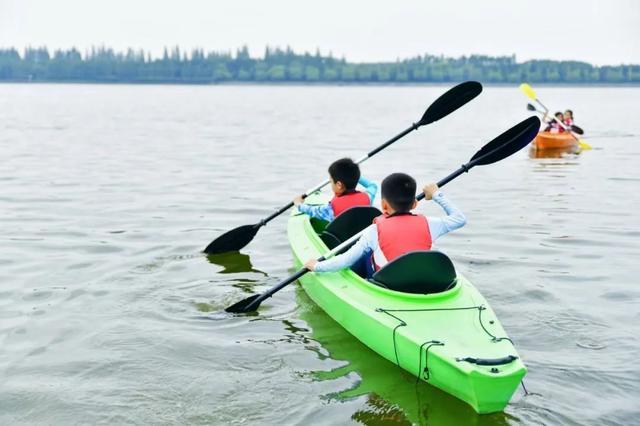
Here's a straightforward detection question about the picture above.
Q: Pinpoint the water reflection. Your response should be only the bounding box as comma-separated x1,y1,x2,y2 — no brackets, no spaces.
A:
528,146,581,159
192,252,268,314
206,252,267,275
293,286,517,425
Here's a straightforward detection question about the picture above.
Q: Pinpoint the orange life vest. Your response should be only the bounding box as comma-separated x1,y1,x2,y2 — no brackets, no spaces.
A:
372,213,432,270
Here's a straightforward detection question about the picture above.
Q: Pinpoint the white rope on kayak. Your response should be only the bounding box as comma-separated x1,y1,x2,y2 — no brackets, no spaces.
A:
377,305,513,343
375,305,515,382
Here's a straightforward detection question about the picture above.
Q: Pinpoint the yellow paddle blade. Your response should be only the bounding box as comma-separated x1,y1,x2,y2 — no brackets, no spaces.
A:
579,139,592,150
519,83,537,100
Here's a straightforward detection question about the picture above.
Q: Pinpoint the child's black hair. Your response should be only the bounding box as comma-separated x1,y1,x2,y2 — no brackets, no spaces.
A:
554,111,563,117
381,173,416,212
328,158,360,190
565,109,573,117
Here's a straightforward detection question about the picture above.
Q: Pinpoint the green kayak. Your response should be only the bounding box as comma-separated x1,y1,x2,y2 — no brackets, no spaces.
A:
287,200,526,414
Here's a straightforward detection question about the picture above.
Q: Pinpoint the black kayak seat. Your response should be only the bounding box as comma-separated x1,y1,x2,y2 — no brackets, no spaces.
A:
370,250,457,294
320,206,382,249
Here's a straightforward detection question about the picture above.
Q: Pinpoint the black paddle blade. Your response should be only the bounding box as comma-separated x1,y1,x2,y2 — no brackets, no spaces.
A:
225,294,261,313
203,224,261,254
419,81,482,126
471,116,540,165
571,124,584,135
527,103,537,111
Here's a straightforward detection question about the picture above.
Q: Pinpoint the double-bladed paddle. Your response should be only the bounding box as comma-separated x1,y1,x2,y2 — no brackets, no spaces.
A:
225,116,541,314
526,103,584,134
520,83,591,150
203,81,483,255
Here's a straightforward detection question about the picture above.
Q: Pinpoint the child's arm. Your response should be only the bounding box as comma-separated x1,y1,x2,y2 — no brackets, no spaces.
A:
305,224,377,272
358,176,378,204
422,184,466,241
294,196,335,222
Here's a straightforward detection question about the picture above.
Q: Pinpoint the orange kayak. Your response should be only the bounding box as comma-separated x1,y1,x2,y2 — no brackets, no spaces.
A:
533,132,579,150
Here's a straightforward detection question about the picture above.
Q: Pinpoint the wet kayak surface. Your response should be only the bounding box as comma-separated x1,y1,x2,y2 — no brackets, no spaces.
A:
1,84,639,425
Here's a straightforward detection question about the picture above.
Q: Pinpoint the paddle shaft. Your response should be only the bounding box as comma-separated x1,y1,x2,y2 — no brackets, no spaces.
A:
259,123,420,226
551,118,582,144
416,160,481,201
533,98,549,114
419,115,540,202
242,232,363,311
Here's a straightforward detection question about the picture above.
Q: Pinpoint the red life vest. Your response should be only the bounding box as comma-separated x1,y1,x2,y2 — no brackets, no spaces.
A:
551,119,565,133
372,213,432,270
329,191,371,217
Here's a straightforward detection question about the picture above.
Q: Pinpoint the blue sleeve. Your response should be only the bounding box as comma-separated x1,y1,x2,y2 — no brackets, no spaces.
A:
358,176,378,204
298,202,335,222
315,224,377,272
426,191,466,241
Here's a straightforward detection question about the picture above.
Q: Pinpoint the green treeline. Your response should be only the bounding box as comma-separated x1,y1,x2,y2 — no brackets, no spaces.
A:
1,46,638,84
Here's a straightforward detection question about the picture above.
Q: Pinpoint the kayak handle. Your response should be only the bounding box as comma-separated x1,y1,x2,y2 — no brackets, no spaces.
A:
456,355,518,366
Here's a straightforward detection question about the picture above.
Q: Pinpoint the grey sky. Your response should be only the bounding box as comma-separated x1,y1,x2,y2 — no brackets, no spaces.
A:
1,0,638,65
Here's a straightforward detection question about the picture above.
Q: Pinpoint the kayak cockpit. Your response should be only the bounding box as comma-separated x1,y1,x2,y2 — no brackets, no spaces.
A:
318,206,382,249
370,250,457,294
308,206,459,296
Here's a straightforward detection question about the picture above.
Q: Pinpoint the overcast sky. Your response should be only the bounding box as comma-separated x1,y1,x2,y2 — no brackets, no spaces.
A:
1,0,638,65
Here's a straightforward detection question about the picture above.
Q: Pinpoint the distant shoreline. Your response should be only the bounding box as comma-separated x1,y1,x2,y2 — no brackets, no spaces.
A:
2,46,638,85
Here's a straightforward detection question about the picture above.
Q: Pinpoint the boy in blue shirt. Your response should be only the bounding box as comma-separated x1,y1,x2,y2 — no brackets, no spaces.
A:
293,158,377,222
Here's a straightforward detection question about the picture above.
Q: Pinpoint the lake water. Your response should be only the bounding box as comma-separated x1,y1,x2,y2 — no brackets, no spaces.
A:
1,83,639,425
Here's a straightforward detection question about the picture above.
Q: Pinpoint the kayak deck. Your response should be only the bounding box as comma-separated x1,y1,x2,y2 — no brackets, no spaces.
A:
287,201,526,414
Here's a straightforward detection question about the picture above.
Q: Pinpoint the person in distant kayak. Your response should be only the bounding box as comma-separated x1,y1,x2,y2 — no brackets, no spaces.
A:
543,111,565,133
293,157,377,222
563,109,574,127
303,172,466,277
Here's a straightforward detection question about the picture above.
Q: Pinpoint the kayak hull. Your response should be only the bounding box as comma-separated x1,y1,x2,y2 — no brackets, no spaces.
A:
529,146,578,158
533,131,578,150
287,203,526,414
